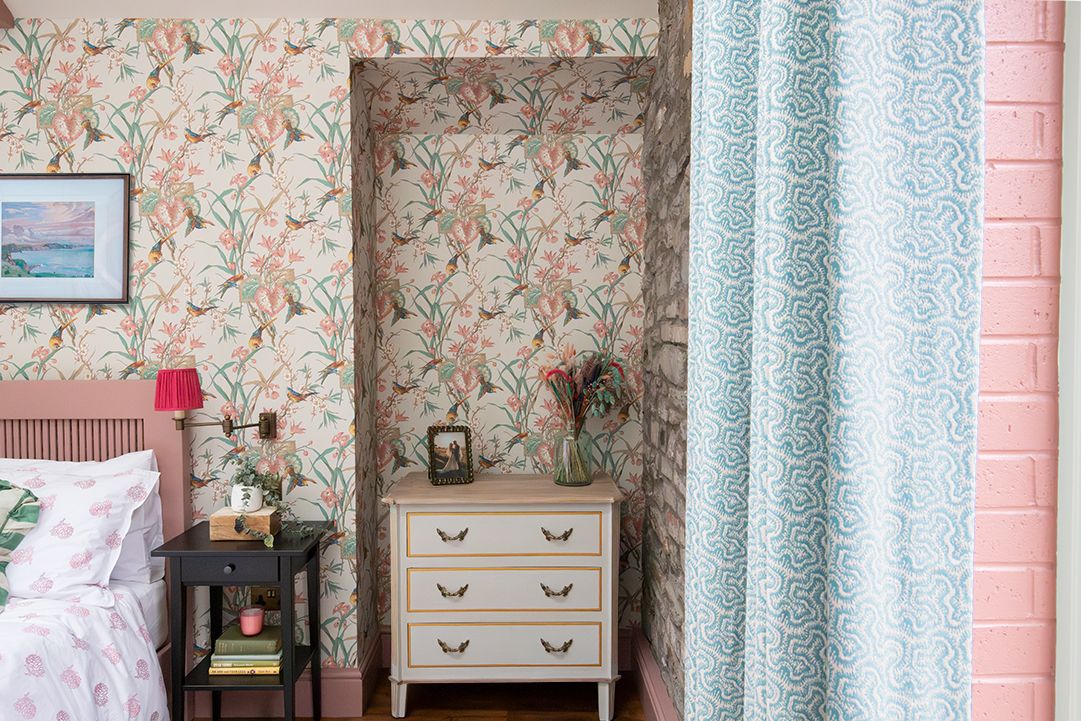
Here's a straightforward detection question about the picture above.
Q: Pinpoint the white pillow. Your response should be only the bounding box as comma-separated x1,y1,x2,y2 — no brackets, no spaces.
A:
0,450,164,583
1,467,159,606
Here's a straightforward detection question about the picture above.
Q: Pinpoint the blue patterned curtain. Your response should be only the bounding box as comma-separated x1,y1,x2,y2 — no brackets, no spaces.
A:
685,1,984,720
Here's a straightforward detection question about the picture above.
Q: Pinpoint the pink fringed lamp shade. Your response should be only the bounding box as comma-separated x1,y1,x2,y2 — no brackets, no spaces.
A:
154,368,204,412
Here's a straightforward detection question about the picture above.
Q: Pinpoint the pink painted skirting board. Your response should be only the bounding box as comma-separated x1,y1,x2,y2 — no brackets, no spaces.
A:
632,629,679,721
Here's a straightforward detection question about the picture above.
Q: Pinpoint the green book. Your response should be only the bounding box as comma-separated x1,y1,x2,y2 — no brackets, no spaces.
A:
214,625,282,655
211,658,282,668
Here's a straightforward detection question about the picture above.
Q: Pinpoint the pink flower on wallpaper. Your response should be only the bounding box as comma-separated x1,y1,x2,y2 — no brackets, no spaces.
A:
521,104,536,119
88,500,112,518
13,693,35,719
594,171,610,188
593,321,609,338
219,230,237,249
320,487,339,508
550,21,590,55
61,668,81,689
320,316,339,336
318,142,338,164
421,320,438,337
347,21,388,57
129,85,147,101
420,170,437,188
31,346,49,361
218,55,238,75
149,20,186,56
330,85,348,101
24,654,44,677
92,683,109,707
69,551,92,569
117,143,135,163
119,316,137,336
30,575,53,594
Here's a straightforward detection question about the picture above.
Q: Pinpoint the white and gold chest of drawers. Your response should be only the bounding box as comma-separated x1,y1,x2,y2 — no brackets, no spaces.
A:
382,472,622,720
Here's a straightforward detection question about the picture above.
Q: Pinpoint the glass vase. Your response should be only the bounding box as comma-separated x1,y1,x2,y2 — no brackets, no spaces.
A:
553,432,593,487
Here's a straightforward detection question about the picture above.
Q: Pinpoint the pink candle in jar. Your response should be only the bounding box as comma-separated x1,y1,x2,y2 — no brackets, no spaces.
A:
239,606,265,636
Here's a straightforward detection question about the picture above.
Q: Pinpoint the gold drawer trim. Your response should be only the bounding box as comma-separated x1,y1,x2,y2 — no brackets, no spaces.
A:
405,511,604,558
406,621,603,669
406,566,604,613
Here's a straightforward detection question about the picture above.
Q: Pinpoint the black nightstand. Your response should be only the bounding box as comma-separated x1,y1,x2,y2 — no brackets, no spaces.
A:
152,521,330,721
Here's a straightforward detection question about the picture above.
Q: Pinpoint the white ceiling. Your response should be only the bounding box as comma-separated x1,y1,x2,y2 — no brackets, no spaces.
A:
6,0,658,19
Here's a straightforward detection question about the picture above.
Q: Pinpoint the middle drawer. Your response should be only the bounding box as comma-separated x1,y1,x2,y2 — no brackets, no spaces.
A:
406,566,603,613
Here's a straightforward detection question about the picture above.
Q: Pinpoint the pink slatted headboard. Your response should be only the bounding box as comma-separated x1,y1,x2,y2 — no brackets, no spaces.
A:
0,380,190,541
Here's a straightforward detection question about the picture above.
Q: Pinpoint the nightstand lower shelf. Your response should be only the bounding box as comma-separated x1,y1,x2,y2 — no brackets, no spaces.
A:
184,645,314,691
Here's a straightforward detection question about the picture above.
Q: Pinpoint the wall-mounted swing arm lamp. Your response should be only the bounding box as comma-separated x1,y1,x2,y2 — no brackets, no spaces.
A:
154,367,277,440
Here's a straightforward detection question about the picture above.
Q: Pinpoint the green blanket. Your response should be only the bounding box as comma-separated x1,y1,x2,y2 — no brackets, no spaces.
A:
0,478,40,607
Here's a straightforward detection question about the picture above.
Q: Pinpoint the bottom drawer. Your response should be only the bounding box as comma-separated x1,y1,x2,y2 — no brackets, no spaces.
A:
407,622,602,669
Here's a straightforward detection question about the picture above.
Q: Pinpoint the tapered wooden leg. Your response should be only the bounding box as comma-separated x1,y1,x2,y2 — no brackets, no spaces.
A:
169,567,186,721
390,679,408,718
597,681,615,721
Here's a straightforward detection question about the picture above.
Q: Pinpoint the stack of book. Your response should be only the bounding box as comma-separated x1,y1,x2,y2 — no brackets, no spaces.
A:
208,625,283,676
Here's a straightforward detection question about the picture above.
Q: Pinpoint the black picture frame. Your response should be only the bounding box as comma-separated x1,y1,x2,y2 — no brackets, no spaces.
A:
0,173,130,303
426,424,474,485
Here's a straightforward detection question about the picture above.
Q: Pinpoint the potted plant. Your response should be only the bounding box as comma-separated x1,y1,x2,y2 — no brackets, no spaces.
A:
544,352,626,486
229,456,274,513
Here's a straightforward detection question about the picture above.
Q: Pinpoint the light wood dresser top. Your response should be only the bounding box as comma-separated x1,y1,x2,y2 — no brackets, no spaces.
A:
382,471,622,505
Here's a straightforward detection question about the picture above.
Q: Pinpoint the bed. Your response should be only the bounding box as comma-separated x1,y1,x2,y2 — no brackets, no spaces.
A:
0,380,189,720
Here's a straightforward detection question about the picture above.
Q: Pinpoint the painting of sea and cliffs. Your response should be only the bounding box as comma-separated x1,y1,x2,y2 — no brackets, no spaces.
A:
0,174,129,303
1,201,96,278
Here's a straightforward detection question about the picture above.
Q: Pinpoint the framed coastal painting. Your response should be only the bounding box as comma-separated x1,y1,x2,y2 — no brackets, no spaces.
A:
0,174,129,303
427,424,474,485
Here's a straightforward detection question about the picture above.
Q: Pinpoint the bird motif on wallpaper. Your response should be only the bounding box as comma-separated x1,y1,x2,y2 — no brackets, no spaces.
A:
418,207,444,228
316,187,344,211
585,32,613,57
391,231,418,247
217,100,243,123
580,90,608,105
219,272,245,296
82,40,113,56
383,32,410,58
85,304,112,321
283,39,315,56
119,360,146,379
516,20,538,36
488,88,509,107
82,119,113,148
184,207,213,235
284,466,316,493
397,92,425,106
115,18,139,33
592,208,616,229
284,292,313,321
391,297,416,324
563,152,587,175
538,58,564,78
286,386,316,403
484,40,516,56
445,253,460,275
148,239,165,264
505,431,529,451
182,32,211,61
248,321,273,350
186,301,217,317
48,317,77,350
564,232,591,247
506,281,529,301
618,247,642,274
392,447,416,472
315,18,336,34
620,113,645,133
563,301,586,324
14,99,42,123
426,73,450,91
477,377,497,399
531,173,555,201
506,133,529,153
184,127,214,143
146,58,173,90
392,380,419,396
478,454,504,470
532,321,555,348
221,445,247,465
283,119,311,148
419,357,444,377
319,359,346,382
45,143,74,173
391,151,415,174
455,110,475,132
477,306,504,321
247,147,273,176
285,214,315,231
478,158,503,172
445,400,464,424
477,228,499,250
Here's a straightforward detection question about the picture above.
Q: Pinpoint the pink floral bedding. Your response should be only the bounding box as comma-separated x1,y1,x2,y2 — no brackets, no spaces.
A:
0,586,168,720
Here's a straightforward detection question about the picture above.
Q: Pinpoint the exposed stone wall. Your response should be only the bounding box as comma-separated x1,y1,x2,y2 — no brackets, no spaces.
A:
641,0,690,714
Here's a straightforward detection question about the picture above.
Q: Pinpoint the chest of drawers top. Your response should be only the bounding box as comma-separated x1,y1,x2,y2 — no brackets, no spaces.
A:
382,472,622,507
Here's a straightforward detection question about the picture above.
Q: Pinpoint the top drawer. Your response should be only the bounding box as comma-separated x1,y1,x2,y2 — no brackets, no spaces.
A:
406,511,603,558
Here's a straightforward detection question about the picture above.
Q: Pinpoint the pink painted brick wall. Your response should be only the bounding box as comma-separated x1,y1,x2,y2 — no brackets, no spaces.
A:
977,1,1061,719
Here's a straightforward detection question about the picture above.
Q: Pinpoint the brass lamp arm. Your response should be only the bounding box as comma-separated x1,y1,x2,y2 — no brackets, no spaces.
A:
174,412,277,439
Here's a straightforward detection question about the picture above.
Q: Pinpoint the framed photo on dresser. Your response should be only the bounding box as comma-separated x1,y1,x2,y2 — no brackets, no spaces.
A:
0,173,129,303
426,424,474,485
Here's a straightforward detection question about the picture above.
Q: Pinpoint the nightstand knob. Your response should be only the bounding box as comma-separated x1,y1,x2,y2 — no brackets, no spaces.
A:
223,563,235,575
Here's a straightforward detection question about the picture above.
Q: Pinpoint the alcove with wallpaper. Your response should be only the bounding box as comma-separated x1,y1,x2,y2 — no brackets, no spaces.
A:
349,22,657,640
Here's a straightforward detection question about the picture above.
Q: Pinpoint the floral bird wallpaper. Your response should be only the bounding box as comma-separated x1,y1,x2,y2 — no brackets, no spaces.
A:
0,17,657,667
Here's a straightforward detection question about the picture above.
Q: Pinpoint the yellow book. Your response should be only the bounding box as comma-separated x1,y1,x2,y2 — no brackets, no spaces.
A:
207,665,281,676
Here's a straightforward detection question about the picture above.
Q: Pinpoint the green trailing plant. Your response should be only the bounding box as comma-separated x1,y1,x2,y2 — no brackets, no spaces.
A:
229,456,317,548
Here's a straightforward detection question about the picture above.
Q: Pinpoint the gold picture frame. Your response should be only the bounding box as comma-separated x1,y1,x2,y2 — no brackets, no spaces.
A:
426,424,474,485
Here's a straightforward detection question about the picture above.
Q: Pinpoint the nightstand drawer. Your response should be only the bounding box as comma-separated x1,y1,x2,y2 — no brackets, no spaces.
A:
406,622,602,668
406,566,603,613
181,555,279,584
405,511,602,557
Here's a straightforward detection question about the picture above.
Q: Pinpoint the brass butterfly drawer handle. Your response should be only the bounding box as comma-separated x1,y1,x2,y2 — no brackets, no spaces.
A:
437,639,470,654
541,527,573,542
437,583,469,598
436,527,469,542
540,638,573,654
540,582,573,598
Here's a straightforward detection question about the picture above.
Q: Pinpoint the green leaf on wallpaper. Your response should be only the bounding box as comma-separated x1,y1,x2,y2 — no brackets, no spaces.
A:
237,102,260,129
610,211,630,234
36,101,57,127
239,279,260,303
136,20,157,43
523,435,544,455
436,214,454,234
339,364,355,388
523,287,544,308
139,189,161,216
437,361,457,383
537,20,562,40
445,78,463,96
336,18,358,41
522,138,544,159
341,532,357,560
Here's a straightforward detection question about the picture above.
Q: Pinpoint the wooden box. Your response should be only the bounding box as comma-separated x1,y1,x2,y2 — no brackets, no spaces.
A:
209,506,281,541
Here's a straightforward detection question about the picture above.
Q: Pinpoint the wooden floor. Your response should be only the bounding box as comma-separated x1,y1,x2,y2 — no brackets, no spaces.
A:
200,675,645,721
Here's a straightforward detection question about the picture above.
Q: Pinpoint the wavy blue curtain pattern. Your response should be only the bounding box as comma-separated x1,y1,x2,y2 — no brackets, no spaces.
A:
685,1,984,720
